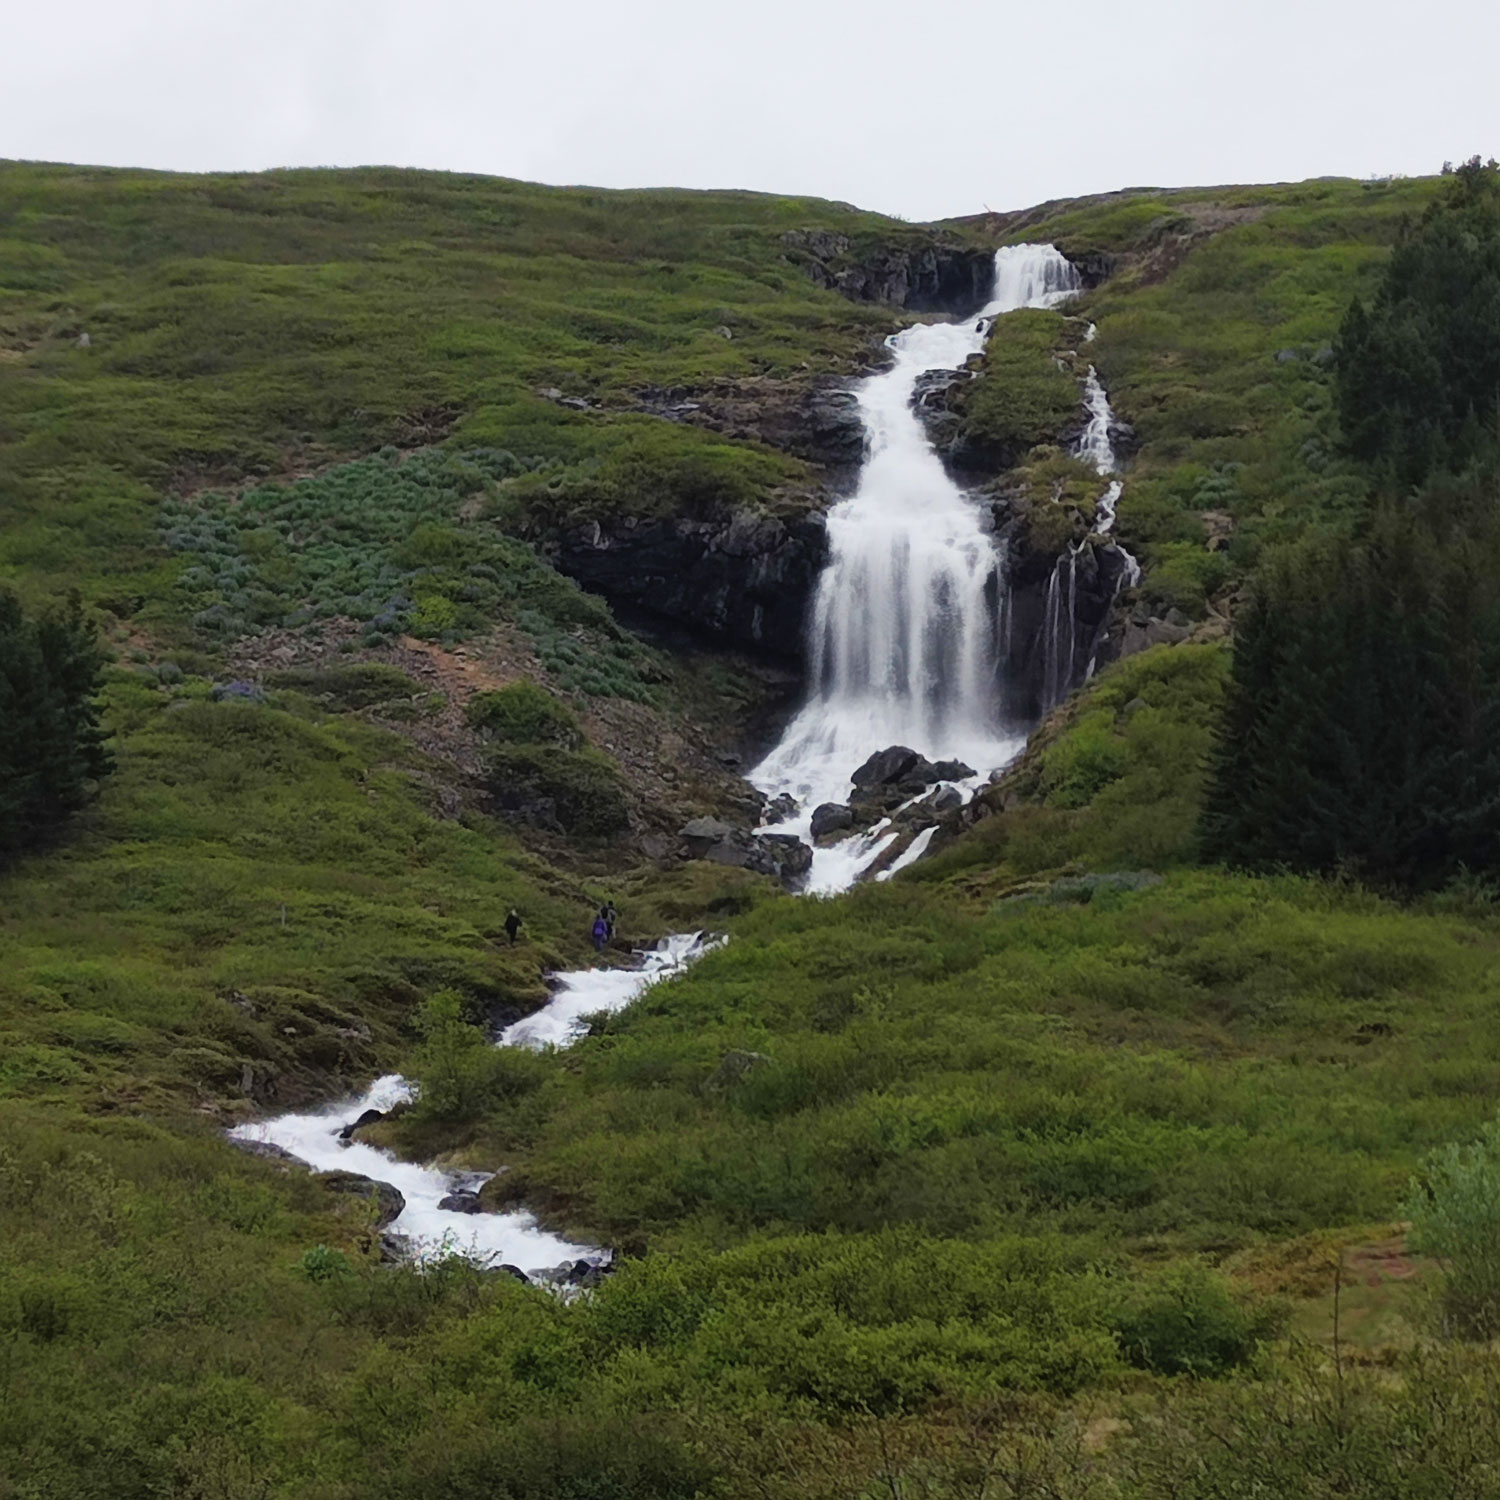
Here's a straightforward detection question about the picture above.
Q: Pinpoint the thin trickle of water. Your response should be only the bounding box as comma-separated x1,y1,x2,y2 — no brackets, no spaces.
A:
753,245,1081,889
1037,333,1142,712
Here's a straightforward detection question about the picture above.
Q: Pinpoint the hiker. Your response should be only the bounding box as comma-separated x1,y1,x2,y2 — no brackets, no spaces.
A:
591,914,609,953
603,899,618,938
503,908,522,946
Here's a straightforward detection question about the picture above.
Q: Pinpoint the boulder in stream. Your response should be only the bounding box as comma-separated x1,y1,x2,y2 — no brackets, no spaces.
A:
810,801,855,838
437,1190,483,1214
320,1170,406,1230
338,1107,384,1142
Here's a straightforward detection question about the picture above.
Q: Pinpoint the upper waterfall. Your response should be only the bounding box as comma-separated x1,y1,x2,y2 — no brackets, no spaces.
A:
752,244,1081,891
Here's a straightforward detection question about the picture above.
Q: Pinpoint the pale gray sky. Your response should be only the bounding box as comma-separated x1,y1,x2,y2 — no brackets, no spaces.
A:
4,0,1496,221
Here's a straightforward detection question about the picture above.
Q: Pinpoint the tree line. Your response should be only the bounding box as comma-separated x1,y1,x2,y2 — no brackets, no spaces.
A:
1204,158,1500,889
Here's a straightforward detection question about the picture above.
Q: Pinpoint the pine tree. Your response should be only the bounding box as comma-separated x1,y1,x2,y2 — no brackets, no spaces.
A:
0,591,112,863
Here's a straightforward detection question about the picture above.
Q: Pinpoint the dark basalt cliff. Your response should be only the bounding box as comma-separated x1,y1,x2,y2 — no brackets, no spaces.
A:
556,509,828,661
780,230,996,315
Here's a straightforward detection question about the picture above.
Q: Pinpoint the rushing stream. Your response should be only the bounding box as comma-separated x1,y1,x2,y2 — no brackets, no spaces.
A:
751,244,1088,892
232,247,1142,1260
229,934,717,1275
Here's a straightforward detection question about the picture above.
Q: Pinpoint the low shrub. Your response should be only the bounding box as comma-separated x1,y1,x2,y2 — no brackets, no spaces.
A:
1113,1263,1281,1376
466,681,582,749
487,744,630,836
1404,1115,1500,1339
266,662,418,709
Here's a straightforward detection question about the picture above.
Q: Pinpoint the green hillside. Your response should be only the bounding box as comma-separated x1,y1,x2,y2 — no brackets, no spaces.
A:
4,160,1500,1498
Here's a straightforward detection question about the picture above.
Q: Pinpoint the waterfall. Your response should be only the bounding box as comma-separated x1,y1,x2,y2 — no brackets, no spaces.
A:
1036,347,1141,713
752,244,1080,891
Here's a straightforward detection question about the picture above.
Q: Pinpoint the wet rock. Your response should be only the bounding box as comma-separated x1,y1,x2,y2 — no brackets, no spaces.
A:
321,1170,405,1230
556,510,828,660
764,793,800,823
810,801,855,838
930,758,976,782
497,1264,531,1283
681,818,812,883
931,785,964,814
437,1190,483,1214
851,745,925,787
761,832,814,878
338,1107,384,1142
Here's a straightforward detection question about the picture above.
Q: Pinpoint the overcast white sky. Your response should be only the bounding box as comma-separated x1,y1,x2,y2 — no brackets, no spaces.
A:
4,0,1496,221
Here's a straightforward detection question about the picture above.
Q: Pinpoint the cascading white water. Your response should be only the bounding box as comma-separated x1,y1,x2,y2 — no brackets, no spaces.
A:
229,933,718,1275
752,245,1081,892
1038,339,1141,709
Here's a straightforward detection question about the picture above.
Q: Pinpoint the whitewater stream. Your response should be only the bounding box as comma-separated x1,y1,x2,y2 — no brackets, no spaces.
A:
229,933,716,1276
751,244,1089,893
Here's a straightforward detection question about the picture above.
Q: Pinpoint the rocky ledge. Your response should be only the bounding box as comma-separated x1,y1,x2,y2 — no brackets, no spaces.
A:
780,229,996,315
556,509,828,661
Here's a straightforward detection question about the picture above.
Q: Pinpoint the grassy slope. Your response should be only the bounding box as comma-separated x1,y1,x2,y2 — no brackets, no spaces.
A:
5,164,1500,1496
0,161,911,600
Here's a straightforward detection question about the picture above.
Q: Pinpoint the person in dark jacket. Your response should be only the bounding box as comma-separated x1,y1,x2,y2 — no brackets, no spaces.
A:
503,909,523,946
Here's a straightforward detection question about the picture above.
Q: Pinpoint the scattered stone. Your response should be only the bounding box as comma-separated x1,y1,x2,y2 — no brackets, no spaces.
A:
1122,697,1148,717
680,816,734,845
810,801,855,838
76,331,91,348
437,1190,483,1214
497,1264,531,1283
713,325,734,340
1275,348,1301,364
1312,344,1337,367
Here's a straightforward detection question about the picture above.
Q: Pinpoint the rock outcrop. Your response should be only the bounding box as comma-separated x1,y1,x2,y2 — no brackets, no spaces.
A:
633,376,866,472
780,230,996,315
556,509,828,660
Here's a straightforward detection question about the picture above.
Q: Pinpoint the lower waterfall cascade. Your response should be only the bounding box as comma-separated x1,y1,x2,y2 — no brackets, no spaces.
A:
229,934,718,1276
752,246,1138,891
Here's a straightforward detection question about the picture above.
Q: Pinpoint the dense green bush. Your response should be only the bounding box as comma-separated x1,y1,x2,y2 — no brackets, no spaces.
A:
466,680,582,749
1404,1116,1500,1339
488,743,630,836
1113,1263,1281,1376
410,990,547,1122
0,591,111,863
